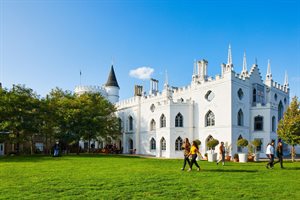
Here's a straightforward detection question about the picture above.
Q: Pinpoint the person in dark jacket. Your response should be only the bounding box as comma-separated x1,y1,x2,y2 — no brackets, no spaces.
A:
273,141,284,169
181,138,191,171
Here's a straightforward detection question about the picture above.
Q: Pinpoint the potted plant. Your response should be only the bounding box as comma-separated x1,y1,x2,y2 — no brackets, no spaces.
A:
233,153,239,162
206,139,219,162
237,138,248,163
224,142,232,161
247,144,254,162
251,139,262,161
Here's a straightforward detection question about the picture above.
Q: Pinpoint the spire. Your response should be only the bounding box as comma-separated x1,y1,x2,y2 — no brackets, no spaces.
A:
164,70,169,87
105,65,119,88
266,59,272,80
242,51,247,72
284,71,289,86
227,44,232,65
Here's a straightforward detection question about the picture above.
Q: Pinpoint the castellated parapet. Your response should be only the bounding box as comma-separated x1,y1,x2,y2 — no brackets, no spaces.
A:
74,85,107,96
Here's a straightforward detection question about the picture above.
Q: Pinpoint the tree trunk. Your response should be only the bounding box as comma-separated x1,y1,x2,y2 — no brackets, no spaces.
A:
292,145,295,162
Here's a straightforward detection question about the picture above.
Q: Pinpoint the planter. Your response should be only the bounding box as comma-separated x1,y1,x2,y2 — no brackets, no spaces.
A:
248,155,254,162
225,155,231,161
254,153,260,162
207,152,217,162
238,153,248,163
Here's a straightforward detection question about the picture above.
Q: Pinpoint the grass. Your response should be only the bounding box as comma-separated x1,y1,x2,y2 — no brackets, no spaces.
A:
0,154,299,200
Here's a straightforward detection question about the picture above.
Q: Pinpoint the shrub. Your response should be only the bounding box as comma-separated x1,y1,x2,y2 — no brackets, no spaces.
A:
194,139,201,146
207,139,219,149
237,138,248,148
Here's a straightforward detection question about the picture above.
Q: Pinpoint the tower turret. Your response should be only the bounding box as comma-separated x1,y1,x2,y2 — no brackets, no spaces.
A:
105,65,120,103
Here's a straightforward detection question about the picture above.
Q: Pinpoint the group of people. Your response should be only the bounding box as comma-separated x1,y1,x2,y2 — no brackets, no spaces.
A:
181,138,284,171
266,140,284,169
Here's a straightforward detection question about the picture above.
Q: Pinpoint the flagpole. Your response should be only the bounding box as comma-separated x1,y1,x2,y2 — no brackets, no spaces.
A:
80,70,82,85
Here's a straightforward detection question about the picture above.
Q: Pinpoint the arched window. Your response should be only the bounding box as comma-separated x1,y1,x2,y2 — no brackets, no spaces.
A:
254,116,263,131
175,137,183,151
129,115,133,131
238,88,244,100
205,110,215,127
161,137,166,150
272,116,276,132
238,109,244,126
237,135,243,152
278,101,284,121
253,88,257,103
118,118,122,131
128,138,133,150
150,138,156,150
175,113,183,127
160,114,166,128
150,119,156,131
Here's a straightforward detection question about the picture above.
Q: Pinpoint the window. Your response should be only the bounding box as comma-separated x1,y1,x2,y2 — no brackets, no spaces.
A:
175,137,183,151
161,137,166,150
238,88,244,100
278,101,284,121
150,138,156,150
150,119,156,131
253,88,257,103
175,113,183,127
272,116,276,132
284,98,287,104
205,110,215,127
150,104,155,112
254,116,263,131
129,116,133,131
205,90,215,101
118,118,122,131
274,93,278,101
238,109,244,126
160,114,166,128
255,138,263,152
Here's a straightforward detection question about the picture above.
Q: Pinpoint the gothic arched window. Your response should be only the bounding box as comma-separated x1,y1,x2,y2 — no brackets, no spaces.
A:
238,109,244,126
160,114,166,128
150,119,156,131
205,110,215,127
175,113,183,127
272,116,276,132
253,88,257,103
128,115,133,131
150,138,156,150
278,101,284,121
161,137,166,150
175,137,183,151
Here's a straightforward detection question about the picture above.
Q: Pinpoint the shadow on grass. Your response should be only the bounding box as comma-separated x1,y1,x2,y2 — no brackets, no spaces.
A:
0,153,144,162
202,169,259,173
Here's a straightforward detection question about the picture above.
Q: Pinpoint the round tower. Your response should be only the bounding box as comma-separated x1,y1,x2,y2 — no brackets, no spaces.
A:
105,65,120,103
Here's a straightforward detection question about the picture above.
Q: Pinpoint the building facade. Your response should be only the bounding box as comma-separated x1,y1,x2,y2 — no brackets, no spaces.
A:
76,46,291,158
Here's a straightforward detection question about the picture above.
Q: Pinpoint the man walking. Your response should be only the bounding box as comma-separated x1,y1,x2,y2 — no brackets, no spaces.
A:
266,140,275,169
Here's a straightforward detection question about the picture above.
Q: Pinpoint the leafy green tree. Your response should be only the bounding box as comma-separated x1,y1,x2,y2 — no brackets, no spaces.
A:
277,96,300,162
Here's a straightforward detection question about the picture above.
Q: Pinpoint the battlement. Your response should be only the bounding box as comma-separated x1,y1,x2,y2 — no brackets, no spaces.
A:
116,96,140,108
271,81,289,93
74,85,107,95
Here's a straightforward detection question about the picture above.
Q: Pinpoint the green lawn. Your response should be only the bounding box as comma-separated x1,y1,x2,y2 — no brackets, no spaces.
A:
0,155,299,200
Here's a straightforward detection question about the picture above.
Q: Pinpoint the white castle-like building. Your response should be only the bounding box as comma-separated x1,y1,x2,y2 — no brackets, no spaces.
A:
76,45,291,158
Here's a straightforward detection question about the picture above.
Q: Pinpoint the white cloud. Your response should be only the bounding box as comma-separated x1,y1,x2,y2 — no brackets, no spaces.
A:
129,67,154,80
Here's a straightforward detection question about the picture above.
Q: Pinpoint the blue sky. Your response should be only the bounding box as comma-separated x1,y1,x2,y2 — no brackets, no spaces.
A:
1,0,299,100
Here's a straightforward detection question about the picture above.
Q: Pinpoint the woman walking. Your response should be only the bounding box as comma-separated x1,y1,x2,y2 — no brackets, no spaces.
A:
181,138,191,171
274,141,284,169
187,141,201,172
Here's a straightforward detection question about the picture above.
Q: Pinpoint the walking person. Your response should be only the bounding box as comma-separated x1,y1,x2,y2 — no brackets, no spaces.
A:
266,140,275,169
187,141,201,172
216,142,225,166
181,138,191,171
274,141,284,169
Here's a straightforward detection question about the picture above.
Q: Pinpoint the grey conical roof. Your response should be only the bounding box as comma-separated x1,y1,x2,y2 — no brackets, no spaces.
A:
105,65,119,88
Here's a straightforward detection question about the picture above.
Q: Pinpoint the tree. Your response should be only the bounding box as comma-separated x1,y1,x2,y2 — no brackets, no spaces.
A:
277,96,300,162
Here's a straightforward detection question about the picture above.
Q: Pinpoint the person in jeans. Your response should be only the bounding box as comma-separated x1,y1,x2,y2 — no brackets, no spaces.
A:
181,138,191,171
217,142,225,166
187,141,200,172
274,141,284,169
266,140,275,169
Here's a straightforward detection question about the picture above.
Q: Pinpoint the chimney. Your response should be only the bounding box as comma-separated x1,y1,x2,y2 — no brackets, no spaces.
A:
149,78,159,95
134,85,143,96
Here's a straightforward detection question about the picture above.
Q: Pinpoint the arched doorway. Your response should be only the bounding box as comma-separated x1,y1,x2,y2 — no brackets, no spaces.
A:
128,138,133,154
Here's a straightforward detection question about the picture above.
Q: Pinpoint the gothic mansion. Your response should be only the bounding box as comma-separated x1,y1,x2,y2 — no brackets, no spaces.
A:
76,46,290,158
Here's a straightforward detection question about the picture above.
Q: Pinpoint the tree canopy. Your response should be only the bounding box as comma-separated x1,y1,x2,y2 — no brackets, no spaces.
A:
277,96,300,161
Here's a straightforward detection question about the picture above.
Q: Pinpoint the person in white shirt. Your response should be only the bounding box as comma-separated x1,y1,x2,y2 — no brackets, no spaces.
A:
266,140,275,169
